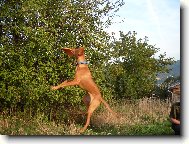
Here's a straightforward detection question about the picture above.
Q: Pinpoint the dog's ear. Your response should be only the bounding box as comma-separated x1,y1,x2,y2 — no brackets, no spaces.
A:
78,47,84,56
61,48,74,57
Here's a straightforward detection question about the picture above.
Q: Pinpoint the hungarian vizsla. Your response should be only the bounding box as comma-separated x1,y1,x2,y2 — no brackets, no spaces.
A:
51,47,116,133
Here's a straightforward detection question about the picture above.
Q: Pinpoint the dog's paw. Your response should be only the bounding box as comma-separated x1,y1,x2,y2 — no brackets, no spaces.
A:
79,128,86,134
51,86,58,90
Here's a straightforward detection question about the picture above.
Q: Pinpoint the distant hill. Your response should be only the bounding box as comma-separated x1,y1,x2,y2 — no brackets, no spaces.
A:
157,60,180,84
167,60,180,76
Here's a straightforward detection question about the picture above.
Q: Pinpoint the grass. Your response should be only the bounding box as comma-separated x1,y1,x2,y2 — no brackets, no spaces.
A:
0,116,173,135
0,97,175,135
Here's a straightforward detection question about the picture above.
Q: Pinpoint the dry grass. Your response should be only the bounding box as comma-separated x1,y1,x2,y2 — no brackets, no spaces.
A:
0,97,173,135
91,97,171,127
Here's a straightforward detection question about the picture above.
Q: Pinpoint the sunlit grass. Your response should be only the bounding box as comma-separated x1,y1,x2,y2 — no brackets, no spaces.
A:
0,97,174,135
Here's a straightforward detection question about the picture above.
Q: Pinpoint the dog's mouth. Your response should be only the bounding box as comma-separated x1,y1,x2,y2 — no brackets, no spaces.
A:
61,48,75,57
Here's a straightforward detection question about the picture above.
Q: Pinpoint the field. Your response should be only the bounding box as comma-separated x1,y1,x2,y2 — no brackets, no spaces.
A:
0,97,174,135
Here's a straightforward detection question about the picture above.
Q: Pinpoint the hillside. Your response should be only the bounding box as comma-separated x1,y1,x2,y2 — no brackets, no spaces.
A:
157,60,180,84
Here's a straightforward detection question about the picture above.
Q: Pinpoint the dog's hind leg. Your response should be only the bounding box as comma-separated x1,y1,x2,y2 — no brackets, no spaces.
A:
79,98,101,133
82,94,91,108
76,95,90,115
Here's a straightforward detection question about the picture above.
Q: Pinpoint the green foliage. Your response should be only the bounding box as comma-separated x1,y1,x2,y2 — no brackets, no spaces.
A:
0,0,124,115
0,0,175,124
154,75,180,99
104,31,175,99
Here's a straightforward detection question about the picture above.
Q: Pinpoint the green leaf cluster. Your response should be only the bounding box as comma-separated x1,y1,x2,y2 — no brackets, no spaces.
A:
0,0,124,114
104,31,175,99
0,0,174,120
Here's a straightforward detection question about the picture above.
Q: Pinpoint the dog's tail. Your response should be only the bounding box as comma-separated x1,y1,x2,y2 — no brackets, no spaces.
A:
100,98,117,117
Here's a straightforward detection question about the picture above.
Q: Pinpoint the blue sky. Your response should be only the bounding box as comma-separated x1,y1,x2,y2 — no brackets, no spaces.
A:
106,0,180,60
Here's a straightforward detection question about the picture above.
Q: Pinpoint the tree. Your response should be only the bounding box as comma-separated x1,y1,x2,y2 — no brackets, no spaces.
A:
155,75,180,99
104,31,175,99
0,0,124,117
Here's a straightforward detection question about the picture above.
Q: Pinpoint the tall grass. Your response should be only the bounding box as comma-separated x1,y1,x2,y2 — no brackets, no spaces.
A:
0,97,173,135
91,97,171,126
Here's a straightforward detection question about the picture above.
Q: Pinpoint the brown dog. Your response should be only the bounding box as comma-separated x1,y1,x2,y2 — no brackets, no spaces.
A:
51,47,116,133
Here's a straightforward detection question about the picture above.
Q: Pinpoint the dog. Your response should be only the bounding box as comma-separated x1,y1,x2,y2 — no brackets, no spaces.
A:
51,47,116,133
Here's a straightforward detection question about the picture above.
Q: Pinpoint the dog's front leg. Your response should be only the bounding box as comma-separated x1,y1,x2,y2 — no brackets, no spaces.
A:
51,79,79,90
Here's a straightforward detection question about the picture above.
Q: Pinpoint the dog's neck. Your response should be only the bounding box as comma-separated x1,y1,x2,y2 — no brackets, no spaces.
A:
76,55,89,66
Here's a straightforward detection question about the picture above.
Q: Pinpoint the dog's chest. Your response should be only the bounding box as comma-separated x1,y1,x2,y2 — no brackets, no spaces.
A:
75,66,91,78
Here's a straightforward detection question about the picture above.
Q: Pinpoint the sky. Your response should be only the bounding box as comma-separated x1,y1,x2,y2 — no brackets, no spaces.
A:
106,0,180,60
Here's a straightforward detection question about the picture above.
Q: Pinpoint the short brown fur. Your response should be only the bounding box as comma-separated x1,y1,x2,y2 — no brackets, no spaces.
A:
51,47,116,133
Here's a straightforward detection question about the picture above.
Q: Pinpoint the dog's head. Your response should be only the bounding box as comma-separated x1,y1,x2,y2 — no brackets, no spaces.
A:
61,47,84,57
